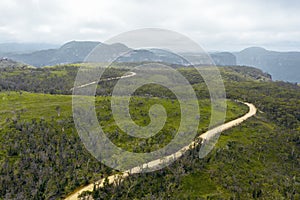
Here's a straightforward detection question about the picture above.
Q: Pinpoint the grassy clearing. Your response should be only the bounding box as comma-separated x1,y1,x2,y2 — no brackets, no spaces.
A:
0,91,248,199
0,91,248,155
0,91,247,134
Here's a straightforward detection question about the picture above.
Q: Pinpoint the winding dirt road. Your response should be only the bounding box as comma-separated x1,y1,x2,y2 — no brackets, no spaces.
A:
70,72,137,91
65,102,257,200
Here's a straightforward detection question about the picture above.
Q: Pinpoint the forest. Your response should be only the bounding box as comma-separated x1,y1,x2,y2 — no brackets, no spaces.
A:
79,66,300,199
0,62,299,199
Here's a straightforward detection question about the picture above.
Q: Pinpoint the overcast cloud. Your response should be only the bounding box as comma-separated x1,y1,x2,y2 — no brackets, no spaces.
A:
0,0,300,51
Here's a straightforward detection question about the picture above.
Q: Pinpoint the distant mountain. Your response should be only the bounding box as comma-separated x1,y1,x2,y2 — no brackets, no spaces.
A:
6,42,299,83
235,47,300,83
5,41,237,67
118,49,236,66
210,52,236,66
0,43,59,54
9,41,100,67
148,49,189,65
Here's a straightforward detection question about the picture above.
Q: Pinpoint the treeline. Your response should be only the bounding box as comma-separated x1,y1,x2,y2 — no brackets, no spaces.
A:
0,65,128,95
225,81,300,129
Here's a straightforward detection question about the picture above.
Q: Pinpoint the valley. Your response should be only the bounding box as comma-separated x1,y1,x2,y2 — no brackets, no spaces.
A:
0,61,299,199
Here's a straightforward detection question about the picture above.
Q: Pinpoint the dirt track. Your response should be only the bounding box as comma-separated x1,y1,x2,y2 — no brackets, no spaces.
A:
71,72,136,91
65,102,257,200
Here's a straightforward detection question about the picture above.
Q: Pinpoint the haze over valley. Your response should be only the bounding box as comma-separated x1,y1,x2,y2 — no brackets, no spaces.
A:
0,1,299,199
1,41,299,83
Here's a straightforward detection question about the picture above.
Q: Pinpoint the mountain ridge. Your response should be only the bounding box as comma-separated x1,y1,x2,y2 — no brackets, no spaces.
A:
1,41,299,82
2,41,237,67
235,46,300,83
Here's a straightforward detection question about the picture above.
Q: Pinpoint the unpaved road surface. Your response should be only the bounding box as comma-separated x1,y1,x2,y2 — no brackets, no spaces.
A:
71,72,136,91
65,102,256,200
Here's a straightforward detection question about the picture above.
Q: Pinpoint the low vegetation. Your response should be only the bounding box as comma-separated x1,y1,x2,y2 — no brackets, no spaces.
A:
0,91,246,199
0,61,299,199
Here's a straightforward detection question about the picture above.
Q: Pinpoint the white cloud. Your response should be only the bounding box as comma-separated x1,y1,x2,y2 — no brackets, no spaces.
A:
0,0,300,51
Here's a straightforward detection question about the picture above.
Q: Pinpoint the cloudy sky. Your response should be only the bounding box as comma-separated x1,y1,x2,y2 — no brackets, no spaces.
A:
0,0,300,51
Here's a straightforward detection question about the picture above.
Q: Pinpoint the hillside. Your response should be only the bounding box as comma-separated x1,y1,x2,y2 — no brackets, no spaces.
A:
235,47,300,83
0,92,247,199
0,58,28,69
9,41,101,67
5,41,236,67
210,52,236,66
3,42,300,83
0,63,299,199
86,115,299,199
0,63,271,95
78,66,300,200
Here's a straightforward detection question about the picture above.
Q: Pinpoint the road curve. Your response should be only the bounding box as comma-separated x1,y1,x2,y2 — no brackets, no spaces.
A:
70,72,137,91
65,102,256,200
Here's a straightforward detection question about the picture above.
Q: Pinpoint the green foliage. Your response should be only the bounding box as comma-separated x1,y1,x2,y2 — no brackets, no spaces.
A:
0,118,107,199
0,91,246,199
224,81,300,129
0,63,299,199
80,65,300,200
0,65,128,95
88,116,300,199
